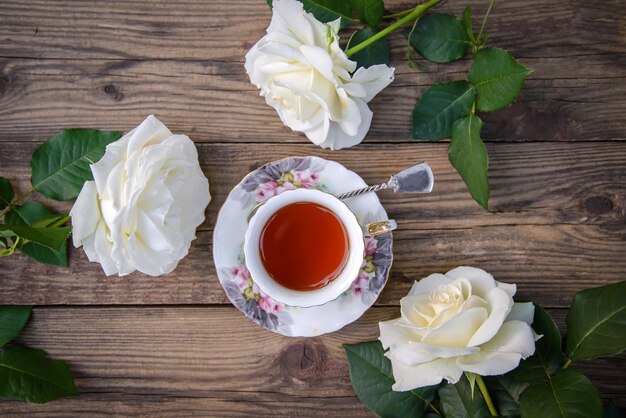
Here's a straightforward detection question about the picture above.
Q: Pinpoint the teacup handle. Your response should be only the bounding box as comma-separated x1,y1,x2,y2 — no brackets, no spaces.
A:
365,219,397,237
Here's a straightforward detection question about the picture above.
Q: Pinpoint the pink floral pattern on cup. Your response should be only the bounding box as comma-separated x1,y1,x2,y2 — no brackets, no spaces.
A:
255,170,320,201
364,236,377,257
352,271,372,296
294,170,320,188
219,156,393,335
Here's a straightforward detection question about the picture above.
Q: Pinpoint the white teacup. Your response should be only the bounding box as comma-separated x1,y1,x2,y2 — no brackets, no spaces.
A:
244,188,365,308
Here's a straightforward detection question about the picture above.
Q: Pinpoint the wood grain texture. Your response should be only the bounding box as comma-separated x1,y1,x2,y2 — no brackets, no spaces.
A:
0,56,624,143
1,0,625,414
0,142,624,307
1,0,625,142
0,306,623,417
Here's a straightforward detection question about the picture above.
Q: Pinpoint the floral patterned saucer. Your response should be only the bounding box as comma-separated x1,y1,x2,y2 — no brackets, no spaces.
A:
213,156,393,337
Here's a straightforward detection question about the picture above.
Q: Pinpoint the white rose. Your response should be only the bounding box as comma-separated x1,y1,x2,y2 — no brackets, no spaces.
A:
245,0,395,150
70,115,210,277
379,267,537,391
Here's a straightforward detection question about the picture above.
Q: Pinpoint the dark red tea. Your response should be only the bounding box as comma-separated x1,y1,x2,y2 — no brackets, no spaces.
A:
259,202,349,291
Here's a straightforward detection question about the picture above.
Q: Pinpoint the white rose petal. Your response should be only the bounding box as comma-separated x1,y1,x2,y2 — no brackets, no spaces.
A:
379,267,537,391
70,115,211,277
244,0,394,150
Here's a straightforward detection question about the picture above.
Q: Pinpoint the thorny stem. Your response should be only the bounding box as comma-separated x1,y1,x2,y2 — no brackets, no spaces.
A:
476,375,498,416
345,0,443,57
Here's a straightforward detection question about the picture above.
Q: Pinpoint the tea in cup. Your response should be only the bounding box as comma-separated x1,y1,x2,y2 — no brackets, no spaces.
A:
244,188,391,307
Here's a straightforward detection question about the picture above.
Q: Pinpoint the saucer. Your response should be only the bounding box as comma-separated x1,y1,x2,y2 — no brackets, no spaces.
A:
213,156,393,337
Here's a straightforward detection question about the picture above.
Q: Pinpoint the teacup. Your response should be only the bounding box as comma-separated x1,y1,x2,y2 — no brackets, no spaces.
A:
244,188,393,307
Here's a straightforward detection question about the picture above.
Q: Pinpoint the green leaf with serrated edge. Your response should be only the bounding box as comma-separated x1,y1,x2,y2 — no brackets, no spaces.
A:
344,341,438,418
0,176,14,211
484,375,525,417
410,13,470,63
0,224,70,253
468,47,532,112
30,129,122,201
268,0,352,24
349,27,390,69
565,280,626,362
449,114,489,210
519,369,602,418
439,375,490,418
0,306,32,347
350,0,384,27
462,7,476,42
5,202,56,226
21,241,68,266
0,344,77,403
298,0,353,29
509,305,563,388
506,306,563,415
5,202,68,266
412,81,475,140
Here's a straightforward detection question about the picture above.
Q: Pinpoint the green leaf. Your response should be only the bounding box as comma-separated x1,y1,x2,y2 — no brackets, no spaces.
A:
30,129,122,201
0,224,70,253
462,7,476,42
300,0,353,28
349,27,390,69
0,306,32,347
449,114,490,210
439,375,490,418
350,0,384,27
412,81,475,140
519,369,602,418
5,201,57,226
410,13,470,63
344,341,438,418
511,305,564,387
468,47,532,112
0,177,14,210
484,375,525,417
0,344,77,403
5,202,69,266
565,280,626,362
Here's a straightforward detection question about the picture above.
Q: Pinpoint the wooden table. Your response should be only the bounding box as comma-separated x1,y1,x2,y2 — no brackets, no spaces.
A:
1,0,625,416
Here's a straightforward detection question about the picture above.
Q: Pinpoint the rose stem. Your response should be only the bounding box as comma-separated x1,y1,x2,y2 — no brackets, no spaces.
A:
345,0,443,57
476,375,498,416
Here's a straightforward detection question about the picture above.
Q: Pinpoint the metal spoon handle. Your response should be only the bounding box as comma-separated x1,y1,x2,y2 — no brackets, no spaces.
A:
335,182,390,200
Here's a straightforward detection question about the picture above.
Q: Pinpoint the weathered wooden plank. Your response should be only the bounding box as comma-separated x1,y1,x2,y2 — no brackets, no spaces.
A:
1,0,623,60
0,56,624,143
0,306,623,417
1,0,625,143
1,222,623,307
1,141,624,231
1,141,624,306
